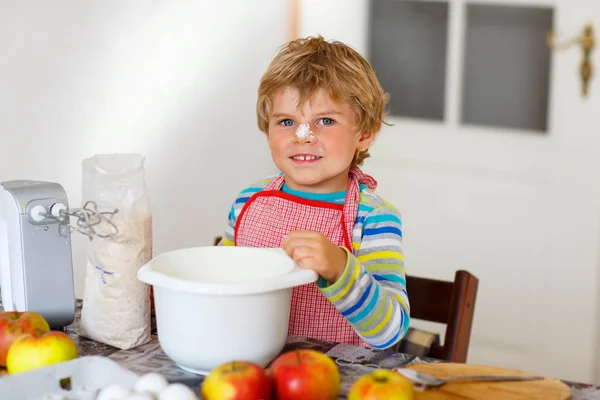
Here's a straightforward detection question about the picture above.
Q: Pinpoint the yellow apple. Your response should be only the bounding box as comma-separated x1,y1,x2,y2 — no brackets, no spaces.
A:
0,311,50,367
6,330,78,374
348,369,416,400
201,360,272,400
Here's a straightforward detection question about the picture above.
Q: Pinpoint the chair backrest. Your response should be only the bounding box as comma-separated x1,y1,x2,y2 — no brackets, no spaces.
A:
406,270,479,363
212,236,478,363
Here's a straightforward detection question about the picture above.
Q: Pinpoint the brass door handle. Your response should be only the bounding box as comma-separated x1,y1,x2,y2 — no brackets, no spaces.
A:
547,23,595,97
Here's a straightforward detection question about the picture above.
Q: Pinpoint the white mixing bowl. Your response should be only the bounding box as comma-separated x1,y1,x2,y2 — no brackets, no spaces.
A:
137,246,318,375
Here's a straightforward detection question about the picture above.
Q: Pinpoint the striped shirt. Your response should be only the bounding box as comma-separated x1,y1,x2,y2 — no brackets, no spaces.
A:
219,176,410,349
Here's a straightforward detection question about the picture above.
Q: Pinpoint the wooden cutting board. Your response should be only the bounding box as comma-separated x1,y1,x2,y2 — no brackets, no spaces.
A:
404,363,571,400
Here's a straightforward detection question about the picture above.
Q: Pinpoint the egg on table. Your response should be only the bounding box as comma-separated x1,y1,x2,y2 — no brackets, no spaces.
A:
134,372,170,396
96,384,132,400
125,393,157,400
158,383,198,400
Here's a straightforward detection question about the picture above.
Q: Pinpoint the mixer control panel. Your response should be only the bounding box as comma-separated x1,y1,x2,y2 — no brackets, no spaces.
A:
28,205,47,222
26,200,66,225
50,202,67,218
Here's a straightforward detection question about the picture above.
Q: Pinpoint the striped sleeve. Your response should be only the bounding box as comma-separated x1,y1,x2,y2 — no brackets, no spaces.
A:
217,177,276,247
317,205,410,349
217,204,236,246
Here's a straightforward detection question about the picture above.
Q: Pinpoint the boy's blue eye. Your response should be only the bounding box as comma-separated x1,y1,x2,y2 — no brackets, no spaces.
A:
279,119,294,127
317,118,334,126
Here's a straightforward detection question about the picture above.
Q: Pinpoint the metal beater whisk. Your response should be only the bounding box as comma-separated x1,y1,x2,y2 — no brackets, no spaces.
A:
45,201,119,240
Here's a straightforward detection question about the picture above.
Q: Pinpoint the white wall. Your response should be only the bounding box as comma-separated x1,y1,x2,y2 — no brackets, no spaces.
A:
0,1,287,298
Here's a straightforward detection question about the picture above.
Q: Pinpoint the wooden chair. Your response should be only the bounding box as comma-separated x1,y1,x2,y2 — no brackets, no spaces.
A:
405,270,479,363
213,236,478,363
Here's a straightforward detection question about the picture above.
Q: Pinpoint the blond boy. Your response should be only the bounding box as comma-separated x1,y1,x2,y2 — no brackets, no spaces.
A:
219,36,410,349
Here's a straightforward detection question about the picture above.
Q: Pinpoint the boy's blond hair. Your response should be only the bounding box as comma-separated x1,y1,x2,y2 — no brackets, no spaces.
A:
257,35,389,167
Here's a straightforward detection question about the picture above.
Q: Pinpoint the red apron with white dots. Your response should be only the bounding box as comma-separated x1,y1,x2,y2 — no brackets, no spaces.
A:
234,167,376,347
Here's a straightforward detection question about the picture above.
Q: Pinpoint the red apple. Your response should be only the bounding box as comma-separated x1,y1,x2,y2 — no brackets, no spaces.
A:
0,311,50,366
201,360,272,400
268,349,340,400
348,369,416,400
6,330,78,374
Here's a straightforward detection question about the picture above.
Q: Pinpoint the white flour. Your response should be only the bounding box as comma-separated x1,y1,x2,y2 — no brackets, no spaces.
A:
79,154,152,350
296,123,313,139
80,212,153,349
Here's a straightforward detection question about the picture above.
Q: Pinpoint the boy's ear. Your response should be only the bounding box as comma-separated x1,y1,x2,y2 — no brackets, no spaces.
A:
357,130,377,151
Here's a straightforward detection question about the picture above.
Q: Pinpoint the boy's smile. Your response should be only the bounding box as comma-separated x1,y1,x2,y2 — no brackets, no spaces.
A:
267,86,375,194
290,153,323,165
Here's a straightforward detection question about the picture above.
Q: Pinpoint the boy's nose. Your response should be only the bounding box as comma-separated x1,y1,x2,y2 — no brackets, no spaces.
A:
293,133,318,144
293,123,318,144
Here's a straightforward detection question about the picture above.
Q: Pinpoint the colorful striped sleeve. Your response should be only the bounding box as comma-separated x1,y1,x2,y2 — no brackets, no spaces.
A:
217,176,276,247
217,204,236,246
317,205,410,349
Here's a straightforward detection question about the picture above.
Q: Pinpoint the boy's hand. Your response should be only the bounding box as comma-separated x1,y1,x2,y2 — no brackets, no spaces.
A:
282,230,347,283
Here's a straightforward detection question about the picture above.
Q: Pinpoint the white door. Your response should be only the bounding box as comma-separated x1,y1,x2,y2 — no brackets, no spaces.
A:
297,0,600,384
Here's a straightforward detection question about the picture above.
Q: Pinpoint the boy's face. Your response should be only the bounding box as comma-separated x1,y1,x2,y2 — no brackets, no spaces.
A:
267,86,375,193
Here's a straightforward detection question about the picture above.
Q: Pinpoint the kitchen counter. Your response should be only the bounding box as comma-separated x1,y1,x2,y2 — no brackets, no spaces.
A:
2,300,600,399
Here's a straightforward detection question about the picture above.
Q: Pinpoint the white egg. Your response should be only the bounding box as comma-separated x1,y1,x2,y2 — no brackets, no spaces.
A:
134,372,169,395
158,383,198,400
96,384,131,400
125,393,157,400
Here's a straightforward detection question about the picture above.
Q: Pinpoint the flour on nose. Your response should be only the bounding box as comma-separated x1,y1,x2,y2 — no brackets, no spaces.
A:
295,123,313,139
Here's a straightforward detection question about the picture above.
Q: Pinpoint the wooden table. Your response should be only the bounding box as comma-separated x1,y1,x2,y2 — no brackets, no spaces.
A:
2,300,600,399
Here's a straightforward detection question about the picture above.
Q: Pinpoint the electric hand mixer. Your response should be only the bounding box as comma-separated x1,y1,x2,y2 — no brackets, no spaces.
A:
0,180,118,329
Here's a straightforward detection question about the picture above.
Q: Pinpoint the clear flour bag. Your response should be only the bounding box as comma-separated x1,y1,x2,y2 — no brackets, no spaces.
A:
79,154,153,349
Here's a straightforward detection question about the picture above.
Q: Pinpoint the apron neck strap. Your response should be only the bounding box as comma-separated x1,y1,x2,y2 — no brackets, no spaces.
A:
265,174,286,191
349,166,378,191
